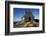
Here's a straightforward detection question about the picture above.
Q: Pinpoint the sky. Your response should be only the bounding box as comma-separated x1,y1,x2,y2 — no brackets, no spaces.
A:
13,8,39,21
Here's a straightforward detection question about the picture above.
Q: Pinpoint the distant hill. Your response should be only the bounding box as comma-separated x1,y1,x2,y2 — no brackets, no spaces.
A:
13,21,19,24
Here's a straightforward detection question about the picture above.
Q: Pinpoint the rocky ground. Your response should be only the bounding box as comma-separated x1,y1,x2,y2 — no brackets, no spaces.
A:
14,21,39,28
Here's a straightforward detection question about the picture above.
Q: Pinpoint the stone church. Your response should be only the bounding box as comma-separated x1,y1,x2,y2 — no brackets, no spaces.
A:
21,10,34,27
18,10,34,27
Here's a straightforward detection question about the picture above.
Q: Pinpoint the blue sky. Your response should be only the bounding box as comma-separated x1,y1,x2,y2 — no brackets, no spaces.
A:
13,8,39,21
